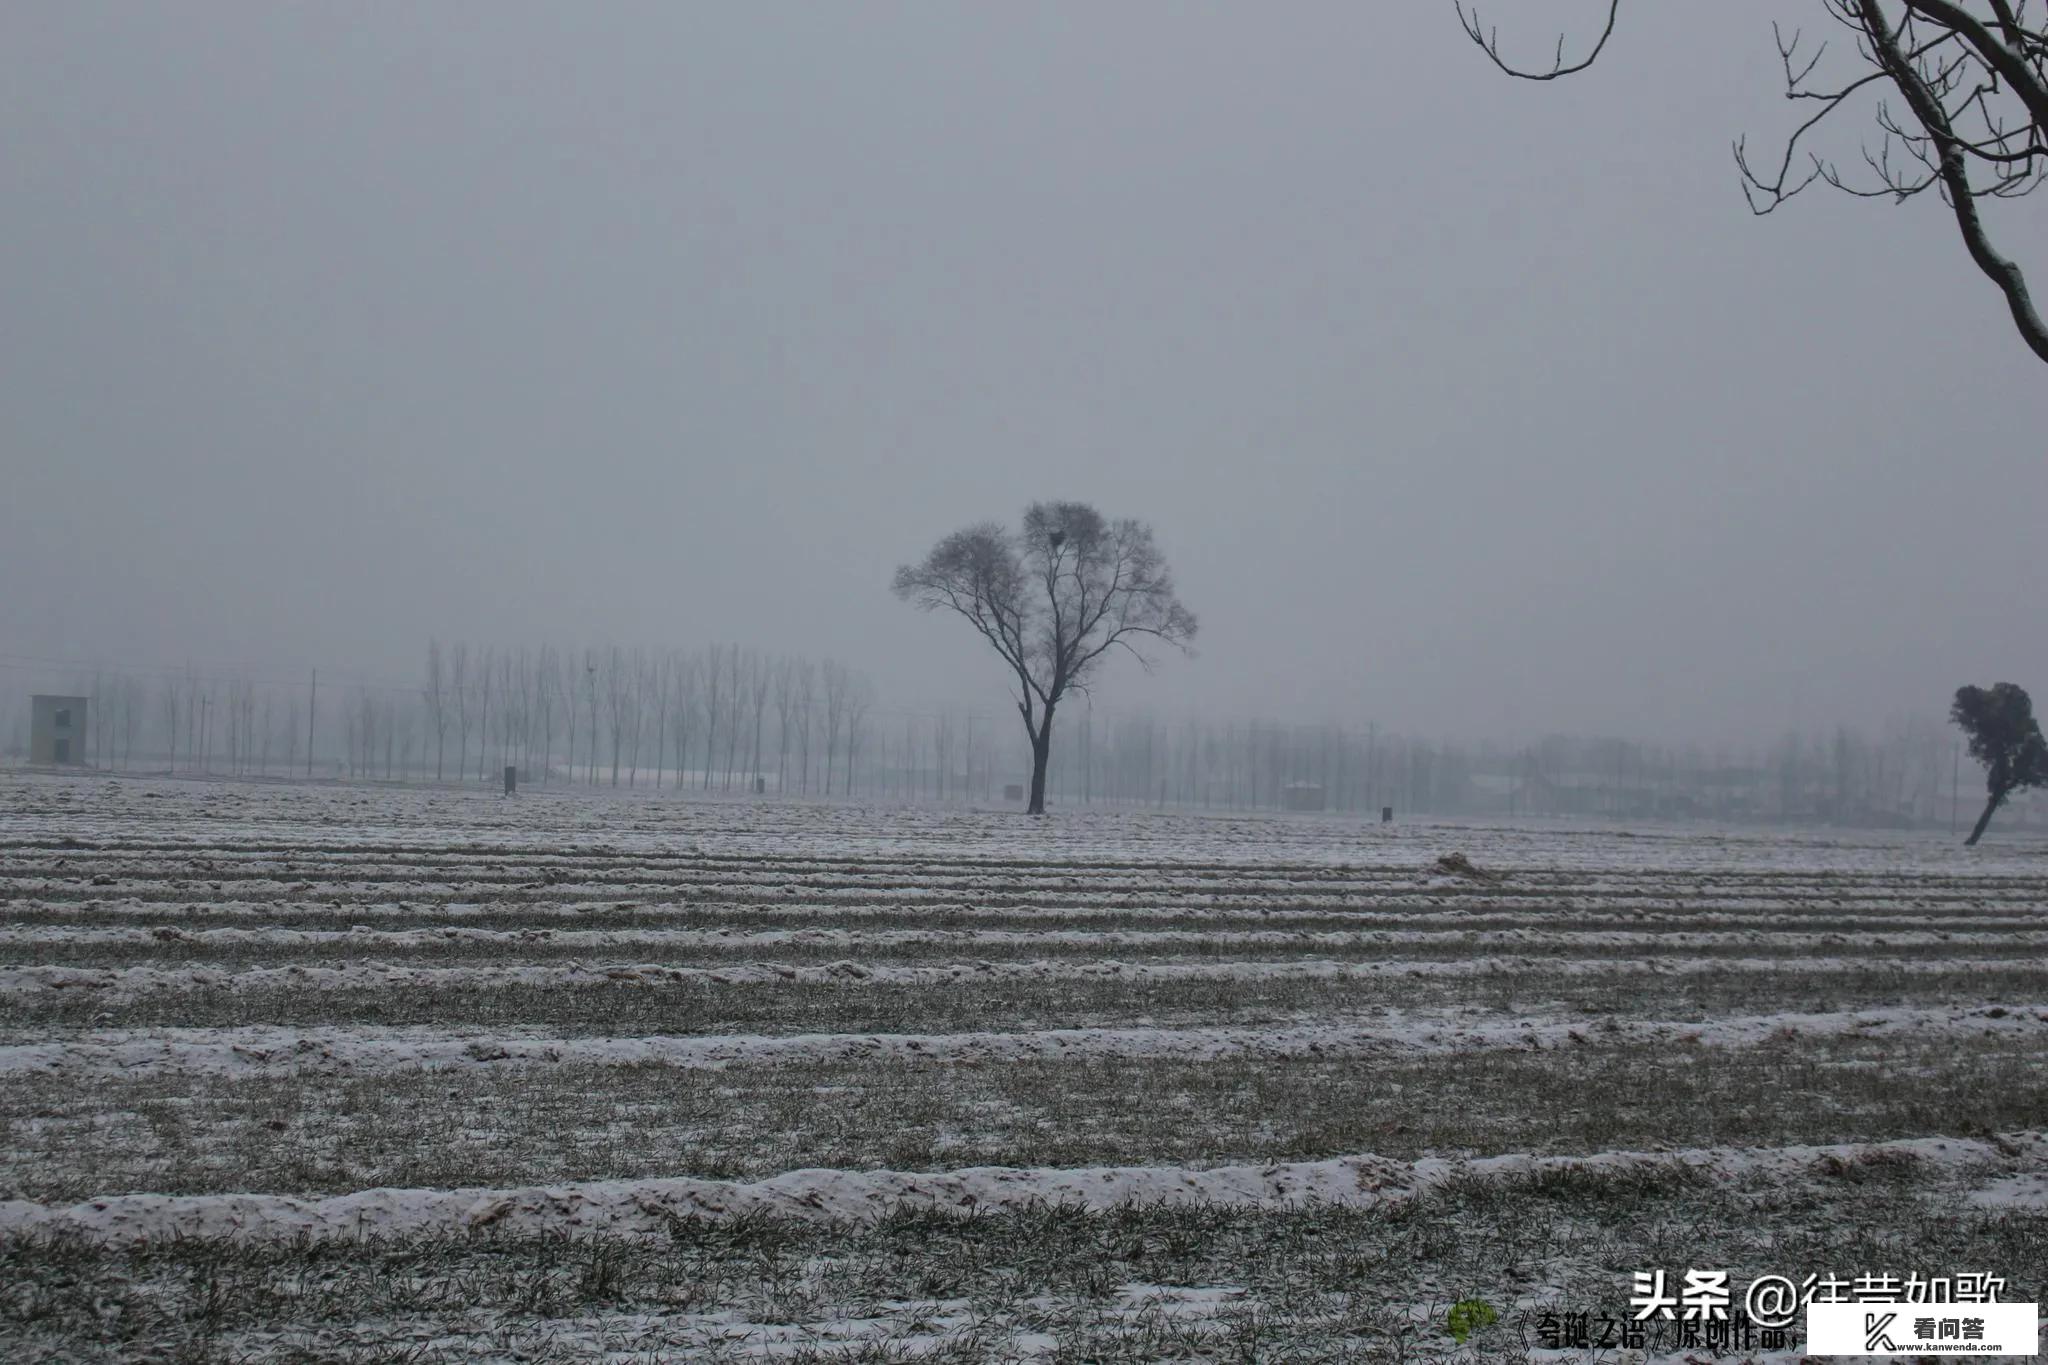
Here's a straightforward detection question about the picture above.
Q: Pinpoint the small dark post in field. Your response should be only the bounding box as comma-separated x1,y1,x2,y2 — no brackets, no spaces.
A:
504,764,517,796
1381,806,1393,823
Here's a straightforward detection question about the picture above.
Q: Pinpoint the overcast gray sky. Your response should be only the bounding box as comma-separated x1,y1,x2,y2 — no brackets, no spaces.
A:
4,1,2042,745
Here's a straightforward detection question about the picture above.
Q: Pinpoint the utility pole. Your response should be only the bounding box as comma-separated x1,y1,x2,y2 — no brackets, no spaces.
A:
306,670,317,778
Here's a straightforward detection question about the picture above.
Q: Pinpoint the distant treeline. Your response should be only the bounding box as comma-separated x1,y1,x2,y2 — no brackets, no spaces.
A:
8,644,887,798
972,710,1981,827
0,649,2002,828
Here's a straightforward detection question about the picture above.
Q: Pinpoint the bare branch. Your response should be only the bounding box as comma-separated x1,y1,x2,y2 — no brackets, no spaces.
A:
1454,0,1619,80
1901,0,2048,127
1861,0,2048,361
1458,0,2048,364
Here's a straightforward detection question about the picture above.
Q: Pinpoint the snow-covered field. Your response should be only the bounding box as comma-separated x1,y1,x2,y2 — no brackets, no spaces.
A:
1,771,2043,1360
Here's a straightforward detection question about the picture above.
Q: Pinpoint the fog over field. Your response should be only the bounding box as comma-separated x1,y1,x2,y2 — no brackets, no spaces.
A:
1,775,2043,1356
10,8,2048,1357
4,2,2045,746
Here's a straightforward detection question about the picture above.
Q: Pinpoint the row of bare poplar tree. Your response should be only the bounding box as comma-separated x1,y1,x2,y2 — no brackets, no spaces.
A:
42,645,882,796
63,675,292,781
417,642,876,794
25,658,1981,825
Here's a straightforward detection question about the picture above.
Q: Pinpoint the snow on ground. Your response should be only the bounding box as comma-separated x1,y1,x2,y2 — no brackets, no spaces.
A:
4,1130,2036,1246
5,768,2046,873
3,1003,2042,1079
6,952,2038,1000
3,770,2045,1359
8,922,2043,950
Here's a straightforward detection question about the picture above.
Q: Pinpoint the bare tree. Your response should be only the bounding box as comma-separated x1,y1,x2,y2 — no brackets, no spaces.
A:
892,502,1197,814
122,678,142,770
397,705,416,779
794,659,816,795
88,671,104,768
1455,0,2048,363
509,648,532,779
536,645,559,784
844,676,874,797
701,644,725,792
722,645,743,791
282,697,300,777
158,678,181,772
650,652,671,789
583,649,601,786
560,649,581,786
603,647,629,785
904,714,919,800
451,643,471,785
221,678,238,774
419,642,444,777
235,681,257,775
821,659,847,797
199,686,215,772
475,647,495,782
629,648,651,785
670,650,700,790
772,658,797,794
746,649,771,794
622,648,649,786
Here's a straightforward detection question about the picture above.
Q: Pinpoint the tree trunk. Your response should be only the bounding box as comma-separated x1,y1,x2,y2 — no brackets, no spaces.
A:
477,685,491,784
1027,706,1056,815
1965,790,2005,846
